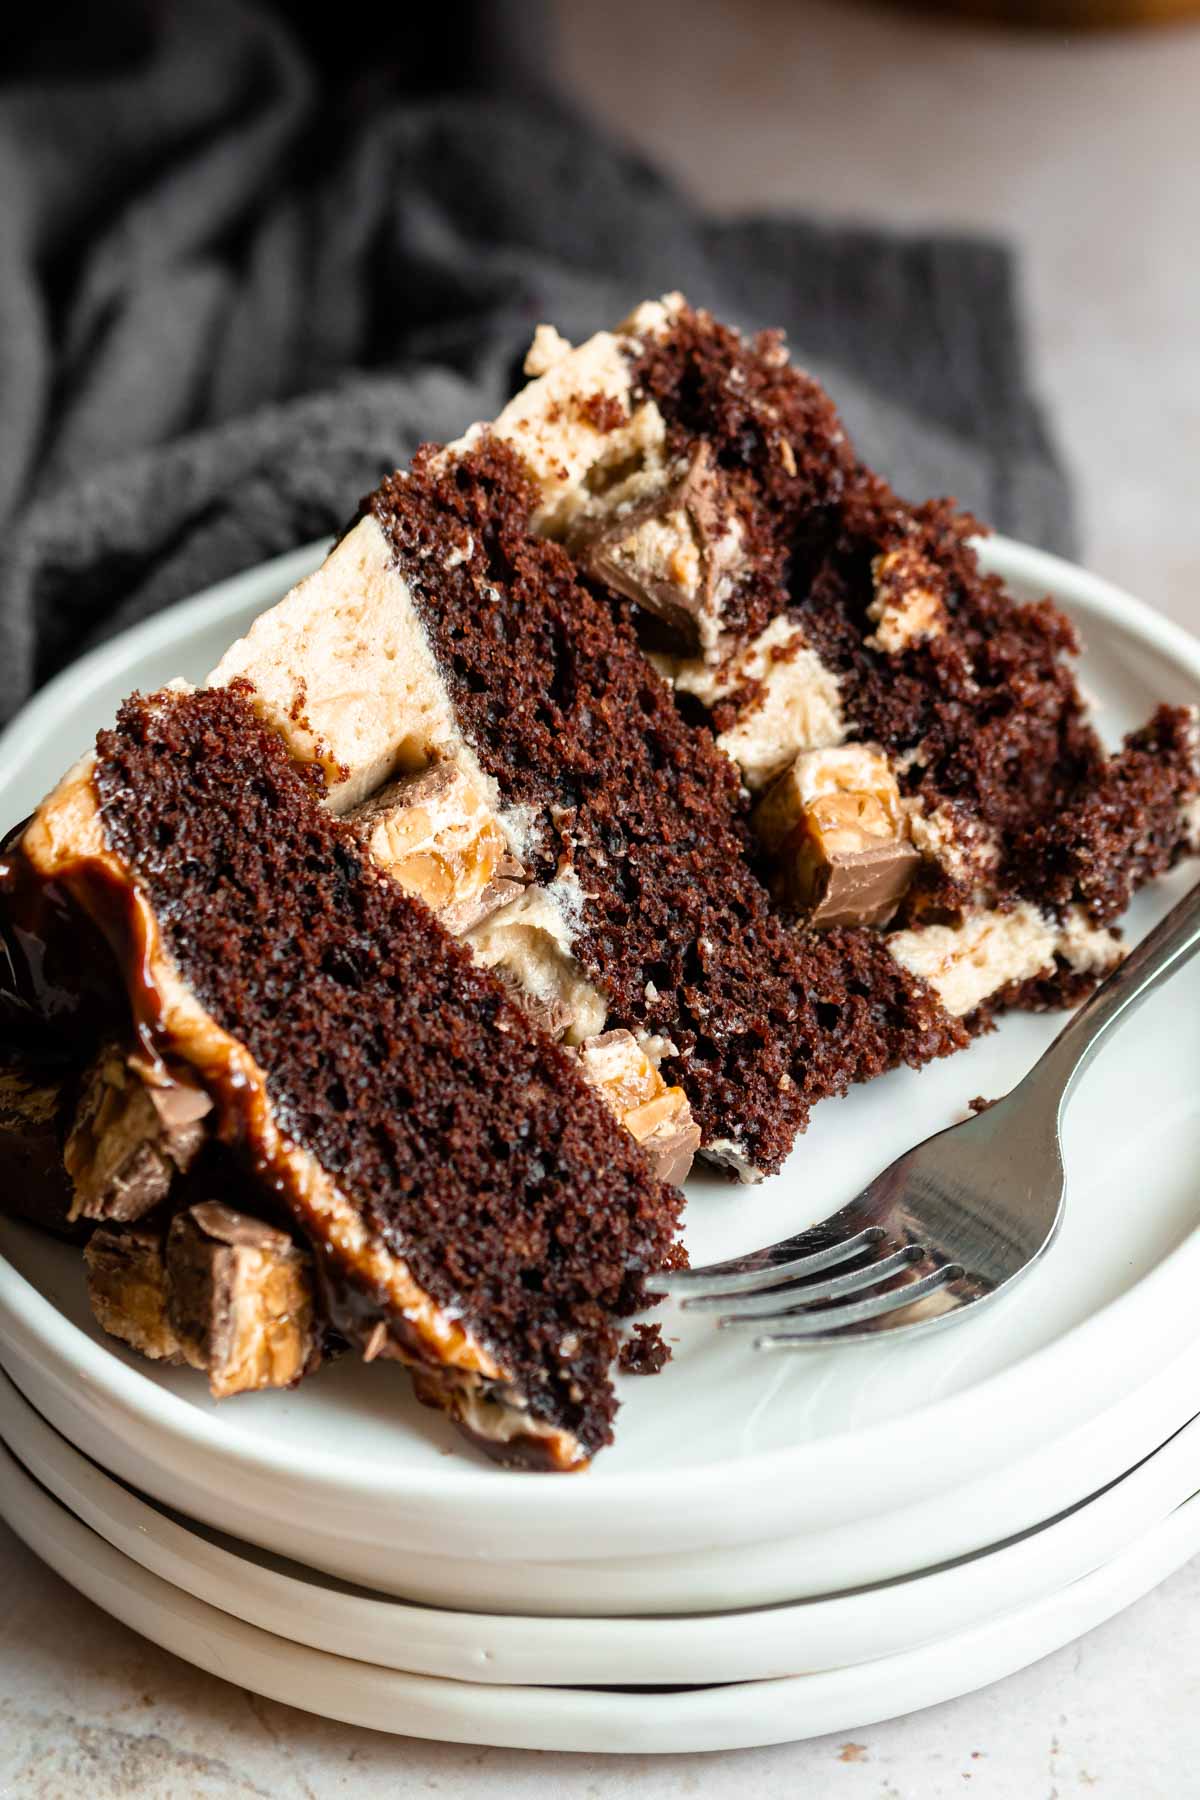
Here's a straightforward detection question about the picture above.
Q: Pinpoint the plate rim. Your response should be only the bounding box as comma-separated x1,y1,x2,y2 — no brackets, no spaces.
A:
3,534,1200,1553
4,1358,1200,1686
3,1426,1199,1753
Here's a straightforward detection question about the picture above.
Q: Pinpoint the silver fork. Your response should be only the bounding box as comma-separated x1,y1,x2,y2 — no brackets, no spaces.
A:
656,879,1200,1348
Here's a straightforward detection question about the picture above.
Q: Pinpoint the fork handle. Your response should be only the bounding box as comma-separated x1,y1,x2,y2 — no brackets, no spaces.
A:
1025,876,1200,1114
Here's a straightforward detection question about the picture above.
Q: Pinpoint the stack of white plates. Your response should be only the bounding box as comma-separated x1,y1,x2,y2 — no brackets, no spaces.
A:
2,536,1200,1754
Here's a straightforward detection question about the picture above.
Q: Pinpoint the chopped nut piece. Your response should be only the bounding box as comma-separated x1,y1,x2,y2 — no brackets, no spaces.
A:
349,761,525,933
166,1203,318,1399
85,1225,182,1362
866,546,946,655
572,443,744,657
64,1046,210,1223
754,746,919,929
573,1029,700,1187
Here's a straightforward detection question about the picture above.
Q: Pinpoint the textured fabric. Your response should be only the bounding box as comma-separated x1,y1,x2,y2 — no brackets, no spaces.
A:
0,0,1073,728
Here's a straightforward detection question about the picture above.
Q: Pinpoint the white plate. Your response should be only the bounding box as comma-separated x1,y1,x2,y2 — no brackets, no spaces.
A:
6,1297,1200,1616
3,536,1200,1576
5,1361,1200,1687
3,1433,1200,1753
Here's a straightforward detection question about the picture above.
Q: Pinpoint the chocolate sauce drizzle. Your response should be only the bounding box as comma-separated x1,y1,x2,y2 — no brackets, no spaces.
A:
0,819,126,1064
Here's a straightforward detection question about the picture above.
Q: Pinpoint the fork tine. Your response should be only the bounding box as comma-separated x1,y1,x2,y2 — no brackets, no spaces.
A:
651,1225,886,1300
754,1263,966,1346
702,1245,924,1320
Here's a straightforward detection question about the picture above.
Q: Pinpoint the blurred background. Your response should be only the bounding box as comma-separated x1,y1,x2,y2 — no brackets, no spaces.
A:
550,0,1199,627
0,0,1196,717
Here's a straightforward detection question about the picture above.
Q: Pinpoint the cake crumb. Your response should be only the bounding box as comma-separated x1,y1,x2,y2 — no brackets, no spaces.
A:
619,1321,672,1375
968,1095,996,1114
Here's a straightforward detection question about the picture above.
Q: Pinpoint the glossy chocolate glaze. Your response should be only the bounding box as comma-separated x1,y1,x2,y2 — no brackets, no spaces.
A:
0,820,124,1063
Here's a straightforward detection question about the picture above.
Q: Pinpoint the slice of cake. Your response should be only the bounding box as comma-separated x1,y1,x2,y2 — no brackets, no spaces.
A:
207,299,1197,1178
486,299,1200,1027
4,294,1196,1470
1,683,683,1469
209,432,965,1185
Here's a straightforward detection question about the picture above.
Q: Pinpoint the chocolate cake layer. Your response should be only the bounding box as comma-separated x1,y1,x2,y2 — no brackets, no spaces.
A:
637,308,1198,890
366,440,965,1177
17,685,682,1468
506,300,1198,1021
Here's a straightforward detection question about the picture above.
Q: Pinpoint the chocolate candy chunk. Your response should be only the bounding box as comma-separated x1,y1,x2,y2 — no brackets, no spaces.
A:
166,1203,318,1399
572,1029,700,1188
0,1059,85,1240
349,761,525,935
85,1225,182,1362
755,747,920,930
63,1044,211,1223
639,1115,702,1189
573,444,743,653
802,832,921,930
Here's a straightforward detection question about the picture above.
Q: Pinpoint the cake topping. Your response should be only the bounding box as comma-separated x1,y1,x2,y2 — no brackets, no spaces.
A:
865,545,947,655
523,323,574,378
348,760,526,934
466,882,609,1044
669,614,847,792
0,1059,82,1240
84,1224,182,1364
64,1043,210,1223
166,1202,319,1399
886,902,1121,1019
753,746,919,928
572,1028,700,1188
573,443,745,657
208,515,465,812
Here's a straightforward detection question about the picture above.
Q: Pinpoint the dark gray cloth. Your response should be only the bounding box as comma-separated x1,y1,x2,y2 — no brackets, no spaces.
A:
0,0,1073,728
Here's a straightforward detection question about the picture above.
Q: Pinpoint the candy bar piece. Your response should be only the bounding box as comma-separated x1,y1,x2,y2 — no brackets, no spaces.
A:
572,1029,700,1188
754,745,920,929
63,1044,211,1223
166,1202,319,1399
572,443,745,657
466,881,608,1045
348,761,525,934
84,1224,181,1362
0,1059,86,1240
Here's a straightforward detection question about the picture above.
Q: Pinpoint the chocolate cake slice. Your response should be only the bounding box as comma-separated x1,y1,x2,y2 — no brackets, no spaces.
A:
485,299,1200,1028
209,386,965,1182
208,297,1198,1179
2,684,683,1469
4,294,1195,1465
